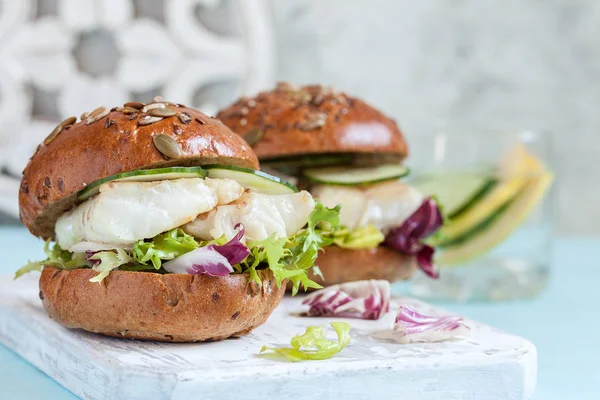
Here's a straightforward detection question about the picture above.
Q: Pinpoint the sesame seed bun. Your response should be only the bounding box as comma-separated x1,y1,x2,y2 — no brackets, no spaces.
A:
39,267,285,342
216,83,408,163
19,102,259,239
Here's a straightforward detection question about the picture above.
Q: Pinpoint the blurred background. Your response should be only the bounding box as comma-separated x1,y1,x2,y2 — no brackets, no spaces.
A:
0,0,598,233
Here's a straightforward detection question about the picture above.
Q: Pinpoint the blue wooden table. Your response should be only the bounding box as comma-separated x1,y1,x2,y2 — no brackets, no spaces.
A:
0,227,597,399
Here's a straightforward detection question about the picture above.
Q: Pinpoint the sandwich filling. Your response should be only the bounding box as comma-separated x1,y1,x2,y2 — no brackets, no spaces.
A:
17,172,344,294
311,179,443,277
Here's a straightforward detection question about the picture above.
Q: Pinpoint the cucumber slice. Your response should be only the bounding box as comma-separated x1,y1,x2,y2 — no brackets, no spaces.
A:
427,145,536,247
437,171,553,266
411,172,497,218
203,164,298,194
78,167,208,201
302,164,410,186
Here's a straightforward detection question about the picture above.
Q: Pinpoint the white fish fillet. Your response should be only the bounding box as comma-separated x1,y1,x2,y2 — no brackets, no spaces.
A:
184,190,315,241
55,178,244,249
310,185,366,229
312,180,424,232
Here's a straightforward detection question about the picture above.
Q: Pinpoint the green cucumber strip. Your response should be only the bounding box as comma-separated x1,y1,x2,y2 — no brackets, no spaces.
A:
411,172,496,218
437,172,553,266
77,167,208,201
203,164,298,194
428,174,529,247
302,164,410,186
437,195,514,248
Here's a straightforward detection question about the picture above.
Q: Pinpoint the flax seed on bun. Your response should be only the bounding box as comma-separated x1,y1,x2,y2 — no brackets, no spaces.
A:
19,100,289,343
216,82,408,163
219,84,417,289
20,102,258,240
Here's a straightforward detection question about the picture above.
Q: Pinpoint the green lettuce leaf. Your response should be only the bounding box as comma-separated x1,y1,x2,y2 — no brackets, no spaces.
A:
284,203,341,295
304,202,341,251
15,202,342,293
311,265,324,281
244,235,291,286
132,228,200,269
14,240,91,280
89,249,133,283
225,202,341,295
333,224,385,249
14,260,43,280
259,322,351,362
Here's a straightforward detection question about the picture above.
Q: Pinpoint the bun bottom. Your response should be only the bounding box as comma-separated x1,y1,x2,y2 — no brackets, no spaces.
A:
288,246,416,291
39,267,285,342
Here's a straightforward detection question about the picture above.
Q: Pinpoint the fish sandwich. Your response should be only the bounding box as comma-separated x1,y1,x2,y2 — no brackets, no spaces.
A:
218,83,444,286
17,100,338,342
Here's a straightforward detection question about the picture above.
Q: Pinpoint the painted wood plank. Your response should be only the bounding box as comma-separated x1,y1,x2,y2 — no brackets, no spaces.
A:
0,274,536,400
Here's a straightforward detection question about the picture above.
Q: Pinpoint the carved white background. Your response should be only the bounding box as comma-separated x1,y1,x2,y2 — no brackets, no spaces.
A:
0,0,275,219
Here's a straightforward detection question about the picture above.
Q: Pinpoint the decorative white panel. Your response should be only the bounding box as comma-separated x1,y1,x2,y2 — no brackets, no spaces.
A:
0,0,275,219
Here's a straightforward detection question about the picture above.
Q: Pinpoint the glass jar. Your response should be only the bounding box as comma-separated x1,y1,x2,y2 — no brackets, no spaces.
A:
404,130,554,302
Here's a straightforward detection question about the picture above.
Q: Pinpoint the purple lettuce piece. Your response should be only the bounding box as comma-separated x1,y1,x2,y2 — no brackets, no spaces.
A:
85,251,99,263
384,197,443,278
392,305,470,343
187,262,234,277
209,224,250,265
302,280,391,320
163,224,249,276
162,246,234,276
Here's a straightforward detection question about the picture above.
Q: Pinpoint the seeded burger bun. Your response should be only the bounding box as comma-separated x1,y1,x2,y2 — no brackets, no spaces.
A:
217,82,408,164
305,246,417,286
20,103,258,239
218,84,416,287
39,268,282,342
20,100,287,342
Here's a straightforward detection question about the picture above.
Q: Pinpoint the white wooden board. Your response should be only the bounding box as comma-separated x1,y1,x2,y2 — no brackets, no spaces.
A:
0,274,536,400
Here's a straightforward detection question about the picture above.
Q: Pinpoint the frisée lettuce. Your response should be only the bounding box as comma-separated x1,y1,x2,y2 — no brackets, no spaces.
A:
88,249,132,283
15,202,342,294
14,240,91,279
259,322,351,362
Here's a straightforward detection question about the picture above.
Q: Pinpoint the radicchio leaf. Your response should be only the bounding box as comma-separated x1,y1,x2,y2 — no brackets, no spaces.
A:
162,224,250,276
210,223,250,265
384,197,443,278
392,305,470,343
302,280,390,320
187,260,234,277
162,247,233,276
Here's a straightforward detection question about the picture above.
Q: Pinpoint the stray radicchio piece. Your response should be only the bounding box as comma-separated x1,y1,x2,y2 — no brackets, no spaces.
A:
384,197,443,278
391,305,470,344
163,224,250,276
302,280,390,320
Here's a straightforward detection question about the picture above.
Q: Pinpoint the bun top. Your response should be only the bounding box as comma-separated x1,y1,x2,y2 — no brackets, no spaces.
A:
217,83,408,162
20,100,259,239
